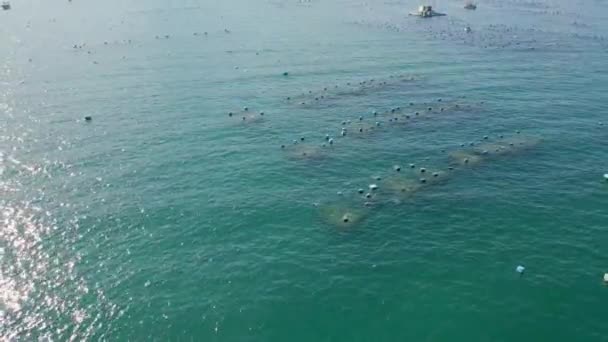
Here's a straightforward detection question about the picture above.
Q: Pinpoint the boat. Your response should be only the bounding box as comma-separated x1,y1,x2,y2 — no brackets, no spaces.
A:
464,1,477,10
1,1,10,10
409,5,446,18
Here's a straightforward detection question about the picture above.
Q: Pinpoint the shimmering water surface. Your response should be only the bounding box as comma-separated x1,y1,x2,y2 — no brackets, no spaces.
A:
1,0,608,340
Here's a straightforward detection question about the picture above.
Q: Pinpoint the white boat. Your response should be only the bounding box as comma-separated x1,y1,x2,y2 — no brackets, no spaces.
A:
409,5,446,17
1,1,10,10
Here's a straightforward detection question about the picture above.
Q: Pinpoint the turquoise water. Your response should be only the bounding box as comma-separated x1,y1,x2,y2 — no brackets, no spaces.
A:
2,0,608,340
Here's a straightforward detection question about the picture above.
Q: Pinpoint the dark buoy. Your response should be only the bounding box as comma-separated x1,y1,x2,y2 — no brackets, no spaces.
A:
358,189,364,194
409,163,415,168
420,178,427,184
394,165,401,172
420,168,426,173
84,116,92,121
283,72,289,76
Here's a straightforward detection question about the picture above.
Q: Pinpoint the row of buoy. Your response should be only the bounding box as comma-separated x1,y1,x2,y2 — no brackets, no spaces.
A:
284,74,418,106
274,99,477,152
316,133,540,229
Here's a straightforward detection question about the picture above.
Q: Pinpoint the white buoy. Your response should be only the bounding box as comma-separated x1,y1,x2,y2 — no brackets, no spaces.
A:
604,273,608,283
604,173,608,181
329,138,334,145
516,265,525,274
369,184,378,191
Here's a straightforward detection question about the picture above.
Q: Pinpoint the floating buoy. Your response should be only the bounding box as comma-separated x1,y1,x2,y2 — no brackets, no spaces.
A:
604,174,608,181
409,163,415,169
337,191,343,196
228,112,233,117
358,189,364,194
369,184,378,191
420,168,426,173
84,116,92,121
394,165,401,172
365,193,372,199
283,72,289,76
243,106,249,111
328,138,334,145
281,145,285,149
516,265,525,274
604,273,608,283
